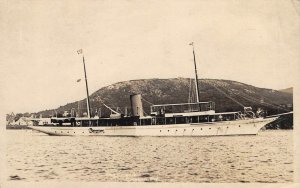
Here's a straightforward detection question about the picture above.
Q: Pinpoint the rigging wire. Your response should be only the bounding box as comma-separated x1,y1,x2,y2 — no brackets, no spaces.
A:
216,82,290,111
95,95,120,114
212,81,290,112
206,81,245,108
258,92,291,111
141,97,153,116
141,97,154,106
143,108,149,116
237,92,289,112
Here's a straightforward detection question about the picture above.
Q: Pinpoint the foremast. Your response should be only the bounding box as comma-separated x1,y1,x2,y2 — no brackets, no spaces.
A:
78,49,91,118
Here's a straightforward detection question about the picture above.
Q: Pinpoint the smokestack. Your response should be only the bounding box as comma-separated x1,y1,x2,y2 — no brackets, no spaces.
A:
130,94,144,117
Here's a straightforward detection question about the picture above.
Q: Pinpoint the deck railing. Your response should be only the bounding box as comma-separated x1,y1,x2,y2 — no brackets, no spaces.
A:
150,101,215,115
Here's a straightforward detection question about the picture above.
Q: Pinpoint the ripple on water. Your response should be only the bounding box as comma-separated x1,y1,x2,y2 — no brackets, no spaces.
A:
9,175,25,180
140,174,151,178
119,167,132,170
36,169,47,174
6,130,293,182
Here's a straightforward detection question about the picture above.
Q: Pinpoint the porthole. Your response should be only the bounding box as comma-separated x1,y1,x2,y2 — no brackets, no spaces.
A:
209,128,211,130
192,129,194,131
55,131,56,133
239,125,241,127
176,130,177,131
184,129,186,131
160,130,162,132
168,130,169,132
74,132,75,133
61,131,63,133
201,128,202,130
227,126,229,128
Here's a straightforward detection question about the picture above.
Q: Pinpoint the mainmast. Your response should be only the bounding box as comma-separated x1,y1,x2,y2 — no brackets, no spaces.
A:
78,49,91,118
190,42,200,103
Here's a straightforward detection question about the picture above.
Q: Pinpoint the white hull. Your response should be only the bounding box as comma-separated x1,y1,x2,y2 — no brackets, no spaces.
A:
28,117,277,136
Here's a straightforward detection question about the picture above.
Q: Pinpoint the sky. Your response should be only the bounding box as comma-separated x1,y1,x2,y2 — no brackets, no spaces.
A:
0,0,299,114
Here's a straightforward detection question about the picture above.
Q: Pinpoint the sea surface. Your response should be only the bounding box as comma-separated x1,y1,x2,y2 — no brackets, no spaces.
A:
5,130,293,183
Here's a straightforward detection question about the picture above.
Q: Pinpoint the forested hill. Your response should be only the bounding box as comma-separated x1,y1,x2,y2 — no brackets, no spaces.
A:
37,78,293,118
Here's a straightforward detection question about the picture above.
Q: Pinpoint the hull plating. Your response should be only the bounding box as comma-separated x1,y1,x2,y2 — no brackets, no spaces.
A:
28,117,277,136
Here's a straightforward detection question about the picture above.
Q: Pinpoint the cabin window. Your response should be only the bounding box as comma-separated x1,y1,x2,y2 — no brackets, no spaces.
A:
190,116,198,123
144,119,151,126
166,117,174,124
156,117,165,125
177,117,185,124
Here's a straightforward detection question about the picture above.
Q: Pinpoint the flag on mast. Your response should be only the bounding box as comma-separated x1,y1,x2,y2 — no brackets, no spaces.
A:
77,49,83,54
76,79,81,82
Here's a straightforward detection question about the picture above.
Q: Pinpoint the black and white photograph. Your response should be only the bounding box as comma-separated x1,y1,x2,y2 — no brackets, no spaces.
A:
0,0,299,187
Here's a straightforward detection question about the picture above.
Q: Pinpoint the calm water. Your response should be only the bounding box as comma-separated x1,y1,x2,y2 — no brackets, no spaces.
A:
5,130,293,182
